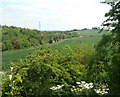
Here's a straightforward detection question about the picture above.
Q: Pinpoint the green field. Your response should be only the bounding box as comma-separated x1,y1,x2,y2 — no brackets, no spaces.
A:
2,30,101,71
2,48,37,70
51,36,101,52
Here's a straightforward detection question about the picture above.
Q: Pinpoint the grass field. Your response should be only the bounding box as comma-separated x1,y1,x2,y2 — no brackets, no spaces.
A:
2,48,37,70
72,29,102,36
51,30,102,51
51,36,101,53
2,30,102,71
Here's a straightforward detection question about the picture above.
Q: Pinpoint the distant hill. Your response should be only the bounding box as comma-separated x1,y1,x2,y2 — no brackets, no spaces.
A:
1,25,80,51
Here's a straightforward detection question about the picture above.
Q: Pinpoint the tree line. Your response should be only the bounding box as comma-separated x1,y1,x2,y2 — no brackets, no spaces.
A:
1,25,80,51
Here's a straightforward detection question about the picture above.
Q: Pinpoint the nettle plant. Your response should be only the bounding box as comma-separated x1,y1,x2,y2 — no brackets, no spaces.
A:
2,46,88,96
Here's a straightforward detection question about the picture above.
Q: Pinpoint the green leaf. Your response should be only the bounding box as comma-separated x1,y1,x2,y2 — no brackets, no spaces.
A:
16,75,22,83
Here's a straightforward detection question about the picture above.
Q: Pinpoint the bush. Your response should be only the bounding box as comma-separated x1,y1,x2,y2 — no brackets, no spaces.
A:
2,45,94,96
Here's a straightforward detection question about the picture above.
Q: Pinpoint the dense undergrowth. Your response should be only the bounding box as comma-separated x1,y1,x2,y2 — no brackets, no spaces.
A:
2,45,97,96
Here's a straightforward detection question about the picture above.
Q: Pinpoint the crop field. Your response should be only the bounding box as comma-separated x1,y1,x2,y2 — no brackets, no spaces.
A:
2,48,37,70
72,29,103,36
2,30,101,71
51,30,102,51
51,36,101,53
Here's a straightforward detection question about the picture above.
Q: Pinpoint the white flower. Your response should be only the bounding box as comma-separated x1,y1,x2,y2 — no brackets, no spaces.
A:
102,89,105,92
50,86,58,90
81,81,86,84
13,81,15,83
76,82,81,84
84,83,90,89
94,88,109,95
57,85,61,87
61,84,64,87
78,85,82,87
76,81,94,91
11,67,13,70
89,85,93,88
9,75,12,80
72,86,76,88
50,84,64,90
74,88,77,91
57,85,63,89
89,83,93,86
71,88,74,92
10,67,13,71
95,89,100,94
105,91,108,94
88,83,94,89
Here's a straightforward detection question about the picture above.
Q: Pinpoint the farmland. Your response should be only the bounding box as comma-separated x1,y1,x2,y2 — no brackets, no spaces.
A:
1,1,120,96
2,29,101,71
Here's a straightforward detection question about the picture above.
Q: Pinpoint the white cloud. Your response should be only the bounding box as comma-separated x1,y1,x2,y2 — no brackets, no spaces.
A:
6,5,29,10
1,0,111,30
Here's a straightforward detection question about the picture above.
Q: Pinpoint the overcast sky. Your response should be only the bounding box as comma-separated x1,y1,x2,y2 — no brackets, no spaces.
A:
0,0,111,30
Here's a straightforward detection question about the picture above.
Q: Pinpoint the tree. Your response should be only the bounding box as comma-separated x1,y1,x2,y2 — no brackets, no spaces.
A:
102,1,120,95
2,40,13,51
88,1,120,95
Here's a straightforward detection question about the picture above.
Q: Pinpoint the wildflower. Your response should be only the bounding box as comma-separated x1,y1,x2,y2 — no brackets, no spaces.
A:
10,67,13,71
78,85,82,87
89,85,93,88
71,88,74,92
89,83,93,85
84,83,90,89
81,81,86,84
11,67,13,70
94,88,109,95
88,83,94,88
50,84,64,90
72,86,76,88
105,91,108,94
76,82,81,84
9,75,12,80
50,86,58,90
57,84,64,89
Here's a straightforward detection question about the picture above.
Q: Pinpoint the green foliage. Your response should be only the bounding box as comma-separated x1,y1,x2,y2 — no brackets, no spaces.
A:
2,30,100,71
2,25,81,51
28,38,39,47
2,40,13,51
13,38,30,49
88,1,120,95
51,36,101,54
2,46,93,96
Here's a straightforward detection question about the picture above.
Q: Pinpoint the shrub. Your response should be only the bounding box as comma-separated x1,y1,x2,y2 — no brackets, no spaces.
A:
2,45,94,96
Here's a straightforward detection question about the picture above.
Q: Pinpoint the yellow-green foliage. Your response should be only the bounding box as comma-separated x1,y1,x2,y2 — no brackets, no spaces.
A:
2,45,94,96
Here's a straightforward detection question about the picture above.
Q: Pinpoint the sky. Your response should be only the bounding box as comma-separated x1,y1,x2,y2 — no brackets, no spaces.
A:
0,0,111,30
